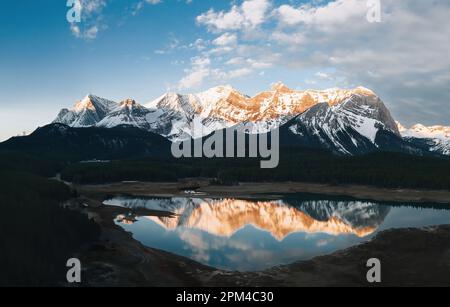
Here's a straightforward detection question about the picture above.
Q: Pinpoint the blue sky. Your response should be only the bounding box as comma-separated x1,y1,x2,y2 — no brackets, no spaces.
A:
1,0,449,141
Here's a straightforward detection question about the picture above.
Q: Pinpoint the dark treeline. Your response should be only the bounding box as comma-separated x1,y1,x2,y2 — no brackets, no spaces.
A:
60,148,450,190
0,151,64,177
0,153,100,286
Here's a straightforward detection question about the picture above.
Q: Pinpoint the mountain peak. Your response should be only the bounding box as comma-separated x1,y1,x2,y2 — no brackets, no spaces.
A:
74,95,97,112
354,86,376,96
271,81,290,92
214,84,234,90
396,121,407,132
120,99,138,108
54,94,118,127
405,123,450,137
399,123,450,155
200,84,237,96
86,93,98,99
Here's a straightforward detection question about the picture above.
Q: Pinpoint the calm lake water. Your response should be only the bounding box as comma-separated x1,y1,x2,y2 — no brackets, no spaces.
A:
104,195,450,271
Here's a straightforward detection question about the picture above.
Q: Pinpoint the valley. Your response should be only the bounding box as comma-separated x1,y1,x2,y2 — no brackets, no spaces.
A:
1,84,449,287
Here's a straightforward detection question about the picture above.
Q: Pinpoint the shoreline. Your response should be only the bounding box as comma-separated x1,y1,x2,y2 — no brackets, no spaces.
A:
72,181,450,286
77,197,450,286
75,181,450,204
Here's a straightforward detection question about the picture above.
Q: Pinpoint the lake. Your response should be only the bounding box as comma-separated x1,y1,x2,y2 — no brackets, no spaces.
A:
104,194,450,271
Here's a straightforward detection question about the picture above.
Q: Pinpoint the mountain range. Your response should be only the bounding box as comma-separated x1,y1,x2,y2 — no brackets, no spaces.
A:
2,83,449,159
397,123,450,155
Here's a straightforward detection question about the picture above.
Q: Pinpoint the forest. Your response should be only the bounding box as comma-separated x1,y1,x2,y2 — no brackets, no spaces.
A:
59,148,450,190
0,153,100,286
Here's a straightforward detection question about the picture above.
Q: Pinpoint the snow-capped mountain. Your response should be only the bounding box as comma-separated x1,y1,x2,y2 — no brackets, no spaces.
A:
397,122,450,155
97,99,160,131
50,84,447,157
144,84,381,141
53,84,389,142
283,88,405,155
144,87,238,140
54,94,118,127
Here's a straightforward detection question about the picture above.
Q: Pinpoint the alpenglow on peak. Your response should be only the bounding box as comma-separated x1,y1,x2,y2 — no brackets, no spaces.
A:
53,84,398,148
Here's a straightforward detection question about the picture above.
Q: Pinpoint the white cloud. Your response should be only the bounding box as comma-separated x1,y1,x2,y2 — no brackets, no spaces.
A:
177,50,272,89
70,23,81,37
178,56,211,90
189,38,208,51
270,31,305,45
133,0,162,14
241,0,271,28
225,57,244,66
77,0,107,15
197,0,270,32
69,0,107,40
197,6,245,32
213,33,238,46
154,35,181,54
276,0,367,28
315,72,331,79
85,26,99,39
225,67,253,79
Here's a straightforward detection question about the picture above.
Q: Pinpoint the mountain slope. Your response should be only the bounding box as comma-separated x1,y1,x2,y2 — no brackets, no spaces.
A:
0,124,171,161
278,90,420,155
54,95,118,127
97,99,159,131
144,84,383,141
398,123,450,155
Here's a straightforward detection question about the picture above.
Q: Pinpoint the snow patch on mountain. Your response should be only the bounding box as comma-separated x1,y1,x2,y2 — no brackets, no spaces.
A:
53,94,118,127
287,90,400,154
397,122,450,155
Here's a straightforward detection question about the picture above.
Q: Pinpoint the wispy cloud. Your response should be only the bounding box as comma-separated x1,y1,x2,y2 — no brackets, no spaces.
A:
178,56,211,89
196,0,270,32
132,0,163,16
69,0,107,40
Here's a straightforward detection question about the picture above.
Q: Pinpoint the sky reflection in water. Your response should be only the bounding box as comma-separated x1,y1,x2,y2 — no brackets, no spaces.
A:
104,195,450,271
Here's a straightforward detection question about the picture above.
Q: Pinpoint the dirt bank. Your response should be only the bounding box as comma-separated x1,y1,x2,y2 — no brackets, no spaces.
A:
76,181,450,204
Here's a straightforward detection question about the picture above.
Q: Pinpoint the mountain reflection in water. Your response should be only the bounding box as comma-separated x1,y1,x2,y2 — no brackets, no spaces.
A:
104,196,450,271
